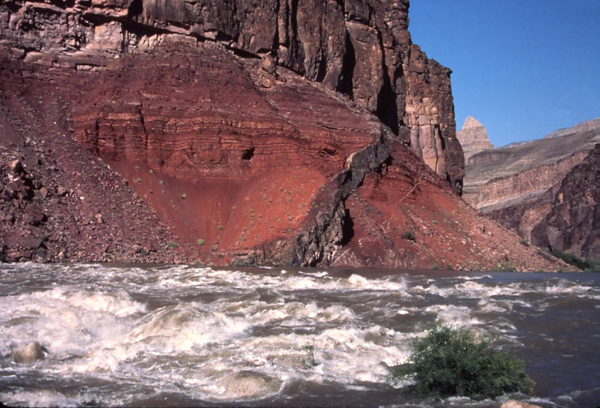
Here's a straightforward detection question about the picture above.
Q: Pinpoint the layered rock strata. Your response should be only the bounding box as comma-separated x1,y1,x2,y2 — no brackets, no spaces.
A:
463,120,600,260
0,0,464,191
0,0,571,271
456,116,493,161
545,118,600,139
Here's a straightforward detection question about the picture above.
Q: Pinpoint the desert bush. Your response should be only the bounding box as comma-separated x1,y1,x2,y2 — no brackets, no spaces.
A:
550,250,599,271
493,262,516,272
389,326,535,399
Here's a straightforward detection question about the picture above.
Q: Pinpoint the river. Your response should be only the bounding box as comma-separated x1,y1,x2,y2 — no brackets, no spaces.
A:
0,263,598,407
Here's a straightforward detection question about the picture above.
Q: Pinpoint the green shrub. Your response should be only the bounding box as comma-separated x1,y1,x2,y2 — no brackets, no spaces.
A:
550,250,599,271
585,259,600,272
493,262,516,272
167,241,178,249
197,238,205,247
389,326,534,399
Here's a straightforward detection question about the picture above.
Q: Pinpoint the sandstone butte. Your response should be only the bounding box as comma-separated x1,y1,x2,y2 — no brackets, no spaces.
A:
463,118,600,262
0,0,574,271
456,116,493,161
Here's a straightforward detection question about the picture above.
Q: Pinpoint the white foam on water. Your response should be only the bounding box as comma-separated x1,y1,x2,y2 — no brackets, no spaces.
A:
313,326,410,383
0,390,82,407
0,288,146,362
540,279,594,295
243,301,356,327
2,264,598,407
424,304,483,327
127,303,251,352
223,327,411,387
412,280,517,300
151,267,408,293
459,275,492,280
298,270,329,278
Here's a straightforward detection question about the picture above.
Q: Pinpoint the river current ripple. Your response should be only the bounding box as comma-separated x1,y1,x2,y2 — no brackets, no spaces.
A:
0,263,598,407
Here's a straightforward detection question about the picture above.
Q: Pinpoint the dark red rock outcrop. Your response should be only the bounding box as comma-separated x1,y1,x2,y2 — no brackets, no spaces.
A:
0,74,194,263
0,1,570,271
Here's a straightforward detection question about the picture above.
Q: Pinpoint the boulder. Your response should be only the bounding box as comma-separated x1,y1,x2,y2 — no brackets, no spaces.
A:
10,342,47,363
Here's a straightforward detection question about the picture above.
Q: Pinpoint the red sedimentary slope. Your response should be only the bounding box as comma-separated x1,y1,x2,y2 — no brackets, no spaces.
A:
0,1,571,270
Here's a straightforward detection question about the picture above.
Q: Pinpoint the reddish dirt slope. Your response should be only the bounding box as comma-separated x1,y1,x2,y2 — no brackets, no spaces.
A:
0,42,573,271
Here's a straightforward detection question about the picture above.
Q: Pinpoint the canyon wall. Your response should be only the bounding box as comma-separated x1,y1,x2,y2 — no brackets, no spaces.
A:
0,0,570,271
0,0,464,191
463,120,600,260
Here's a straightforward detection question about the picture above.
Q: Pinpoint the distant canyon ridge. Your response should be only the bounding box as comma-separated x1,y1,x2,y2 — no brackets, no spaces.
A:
458,117,600,261
0,0,575,271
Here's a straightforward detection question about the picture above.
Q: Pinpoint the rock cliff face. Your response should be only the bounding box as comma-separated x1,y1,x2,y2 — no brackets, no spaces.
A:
529,144,599,259
456,116,493,161
0,0,464,191
463,120,600,260
0,0,569,271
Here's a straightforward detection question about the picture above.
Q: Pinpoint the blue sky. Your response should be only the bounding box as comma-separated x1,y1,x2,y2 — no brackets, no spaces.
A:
408,1,600,147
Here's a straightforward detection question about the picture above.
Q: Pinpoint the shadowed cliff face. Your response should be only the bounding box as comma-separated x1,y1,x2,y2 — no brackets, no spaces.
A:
0,0,570,271
529,144,599,259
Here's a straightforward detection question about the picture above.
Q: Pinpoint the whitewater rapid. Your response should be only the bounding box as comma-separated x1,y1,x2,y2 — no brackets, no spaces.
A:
0,264,598,407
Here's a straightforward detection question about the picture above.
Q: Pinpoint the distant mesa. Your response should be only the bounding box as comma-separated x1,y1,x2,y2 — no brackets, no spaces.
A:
544,118,600,139
456,116,494,161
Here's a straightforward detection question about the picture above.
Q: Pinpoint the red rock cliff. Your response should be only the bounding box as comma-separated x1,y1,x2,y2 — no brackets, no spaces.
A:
0,0,464,191
1,0,568,271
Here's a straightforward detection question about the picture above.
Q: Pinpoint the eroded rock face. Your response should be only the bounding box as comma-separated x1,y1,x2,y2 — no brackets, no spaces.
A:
0,0,464,192
529,144,599,259
0,1,570,271
464,120,600,260
456,116,493,161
